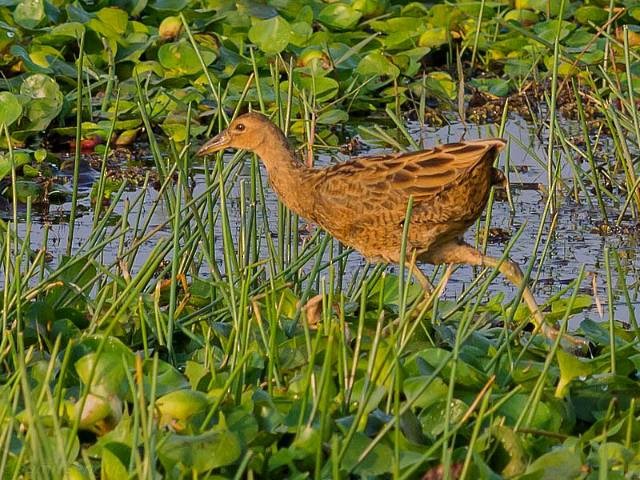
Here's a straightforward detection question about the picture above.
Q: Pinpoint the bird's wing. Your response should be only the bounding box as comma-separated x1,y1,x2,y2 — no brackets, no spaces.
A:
315,139,506,218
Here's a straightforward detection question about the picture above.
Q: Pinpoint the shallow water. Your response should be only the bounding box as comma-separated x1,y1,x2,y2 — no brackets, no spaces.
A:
5,115,640,329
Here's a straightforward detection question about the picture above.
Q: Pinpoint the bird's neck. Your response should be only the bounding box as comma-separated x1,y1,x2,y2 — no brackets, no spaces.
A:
255,137,316,219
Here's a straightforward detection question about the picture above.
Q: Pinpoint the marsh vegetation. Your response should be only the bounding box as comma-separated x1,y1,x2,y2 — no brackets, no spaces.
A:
2,0,640,478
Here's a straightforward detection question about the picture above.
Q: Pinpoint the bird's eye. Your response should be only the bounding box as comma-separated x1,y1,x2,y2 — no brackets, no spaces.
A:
235,123,245,132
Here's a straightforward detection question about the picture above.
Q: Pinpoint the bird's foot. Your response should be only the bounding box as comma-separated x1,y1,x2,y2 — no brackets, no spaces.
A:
537,323,591,356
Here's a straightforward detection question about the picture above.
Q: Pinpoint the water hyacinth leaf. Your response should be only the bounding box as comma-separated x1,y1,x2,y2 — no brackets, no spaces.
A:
101,442,130,480
284,75,339,102
574,6,608,25
95,7,128,35
370,16,425,34
72,393,122,433
352,0,388,18
75,352,129,397
149,0,187,11
159,15,182,40
318,3,362,31
161,122,189,142
238,0,278,19
248,15,291,54
155,389,210,432
545,294,592,322
14,0,45,29
22,164,39,176
590,442,635,468
504,58,535,79
158,429,242,471
555,349,595,398
10,44,51,73
415,348,487,388
133,60,164,78
316,109,348,125
515,0,562,16
19,73,63,131
10,180,43,203
252,389,284,433
497,394,562,431
469,78,512,97
340,432,393,476
418,27,448,48
226,407,260,447
25,300,55,327
43,258,97,308
0,92,22,127
268,447,309,473
383,30,419,49
367,274,421,306
419,399,467,437
504,8,539,25
348,378,386,413
158,40,215,75
28,45,62,69
565,28,599,48
522,447,583,479
533,19,575,43
51,319,81,343
402,375,448,409
356,52,400,79
424,71,456,100
490,425,527,477
142,359,189,396
87,7,129,41
289,21,312,47
290,426,320,456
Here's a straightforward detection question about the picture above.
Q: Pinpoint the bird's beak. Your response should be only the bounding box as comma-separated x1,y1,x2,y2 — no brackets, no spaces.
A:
197,129,231,156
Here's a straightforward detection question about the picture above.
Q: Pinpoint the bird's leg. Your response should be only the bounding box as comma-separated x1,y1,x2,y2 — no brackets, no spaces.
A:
478,255,568,343
406,261,434,295
425,241,588,349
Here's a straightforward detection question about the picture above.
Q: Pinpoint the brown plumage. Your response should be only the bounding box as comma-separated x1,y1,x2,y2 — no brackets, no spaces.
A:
198,112,586,348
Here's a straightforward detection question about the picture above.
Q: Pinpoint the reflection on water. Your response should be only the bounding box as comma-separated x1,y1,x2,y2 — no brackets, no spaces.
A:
5,115,640,328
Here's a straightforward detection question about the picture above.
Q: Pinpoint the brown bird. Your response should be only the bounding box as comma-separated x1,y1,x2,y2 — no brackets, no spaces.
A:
198,112,585,348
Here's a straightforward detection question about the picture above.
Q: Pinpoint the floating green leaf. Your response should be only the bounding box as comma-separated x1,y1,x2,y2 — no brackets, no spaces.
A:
522,447,583,479
340,432,393,476
19,73,63,131
13,0,45,29
0,92,22,127
555,349,595,398
574,6,608,26
248,16,291,54
356,52,400,79
469,78,512,97
418,27,448,48
158,40,214,75
318,4,362,31
158,429,241,471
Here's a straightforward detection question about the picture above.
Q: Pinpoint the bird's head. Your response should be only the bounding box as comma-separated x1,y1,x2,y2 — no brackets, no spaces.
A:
197,112,275,156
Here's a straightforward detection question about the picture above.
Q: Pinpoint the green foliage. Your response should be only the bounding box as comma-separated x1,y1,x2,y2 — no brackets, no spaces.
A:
0,0,637,150
1,0,640,478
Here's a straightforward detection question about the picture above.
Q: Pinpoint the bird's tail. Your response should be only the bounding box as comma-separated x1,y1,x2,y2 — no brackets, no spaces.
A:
491,167,506,187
